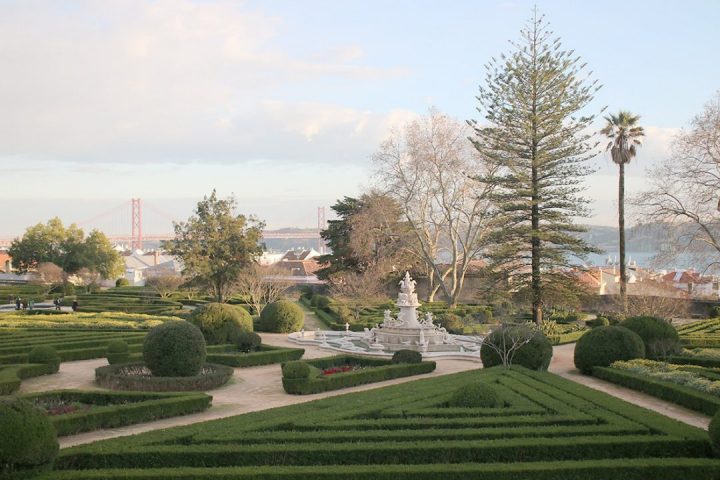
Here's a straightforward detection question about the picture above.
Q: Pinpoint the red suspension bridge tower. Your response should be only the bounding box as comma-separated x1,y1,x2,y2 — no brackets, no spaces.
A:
131,198,143,251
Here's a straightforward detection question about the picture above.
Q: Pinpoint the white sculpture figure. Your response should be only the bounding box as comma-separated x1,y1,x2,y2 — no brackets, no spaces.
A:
345,322,350,332
300,328,305,338
422,312,434,327
399,271,416,294
383,309,392,325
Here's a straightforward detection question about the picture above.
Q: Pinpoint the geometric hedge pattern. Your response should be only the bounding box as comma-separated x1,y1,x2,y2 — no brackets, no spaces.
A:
41,367,720,479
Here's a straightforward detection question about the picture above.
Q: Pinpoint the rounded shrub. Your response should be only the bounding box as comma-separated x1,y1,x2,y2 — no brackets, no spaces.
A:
392,349,423,364
115,278,130,287
573,326,645,374
0,398,59,477
619,315,681,359
143,321,206,377
258,301,304,333
710,410,720,455
448,383,500,408
282,360,311,379
436,313,464,334
189,303,253,345
480,325,553,371
312,294,331,310
27,346,60,373
106,340,130,365
235,331,262,353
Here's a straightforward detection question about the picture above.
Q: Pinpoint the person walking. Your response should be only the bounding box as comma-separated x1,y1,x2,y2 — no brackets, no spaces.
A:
71,300,78,312
15,297,20,310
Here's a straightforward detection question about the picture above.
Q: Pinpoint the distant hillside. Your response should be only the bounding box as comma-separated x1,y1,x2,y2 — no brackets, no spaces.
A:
578,224,671,254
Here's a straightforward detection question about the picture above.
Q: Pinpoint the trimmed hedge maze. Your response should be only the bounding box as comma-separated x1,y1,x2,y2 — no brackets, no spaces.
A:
66,287,184,315
0,329,146,365
678,319,720,348
206,344,304,368
39,367,720,479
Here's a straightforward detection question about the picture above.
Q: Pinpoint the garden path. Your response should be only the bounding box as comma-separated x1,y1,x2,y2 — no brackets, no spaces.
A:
549,343,710,429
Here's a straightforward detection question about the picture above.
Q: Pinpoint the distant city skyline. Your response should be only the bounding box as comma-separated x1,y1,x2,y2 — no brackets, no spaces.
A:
1,0,718,234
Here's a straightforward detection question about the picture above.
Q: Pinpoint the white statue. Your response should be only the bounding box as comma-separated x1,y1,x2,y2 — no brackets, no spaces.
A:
423,312,434,327
344,322,350,332
399,271,416,294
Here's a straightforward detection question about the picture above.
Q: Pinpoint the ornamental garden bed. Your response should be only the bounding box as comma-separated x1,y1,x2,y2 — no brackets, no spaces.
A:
38,366,720,479
19,390,212,436
95,362,234,392
281,355,436,394
592,359,720,416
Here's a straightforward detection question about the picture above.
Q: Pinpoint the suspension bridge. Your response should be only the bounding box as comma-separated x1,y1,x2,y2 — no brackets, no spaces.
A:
0,199,326,251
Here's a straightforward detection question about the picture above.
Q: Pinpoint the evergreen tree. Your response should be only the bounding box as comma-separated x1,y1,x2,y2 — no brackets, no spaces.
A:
469,11,600,324
165,190,264,302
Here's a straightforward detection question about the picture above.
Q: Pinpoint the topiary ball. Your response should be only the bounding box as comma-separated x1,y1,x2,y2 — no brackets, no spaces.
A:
448,383,500,408
235,331,262,353
0,398,59,477
709,410,720,455
282,360,311,379
189,303,253,345
106,340,130,365
573,326,645,374
392,349,423,364
480,325,553,371
258,301,304,333
143,321,207,377
27,346,60,374
619,316,681,359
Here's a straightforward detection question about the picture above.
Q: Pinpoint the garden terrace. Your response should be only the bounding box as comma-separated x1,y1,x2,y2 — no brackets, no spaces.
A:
20,390,212,436
40,366,720,479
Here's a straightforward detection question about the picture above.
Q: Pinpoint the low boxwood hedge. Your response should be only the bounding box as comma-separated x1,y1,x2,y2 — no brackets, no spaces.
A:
282,355,436,395
206,345,304,368
592,366,720,416
19,390,212,436
0,363,58,395
95,362,233,392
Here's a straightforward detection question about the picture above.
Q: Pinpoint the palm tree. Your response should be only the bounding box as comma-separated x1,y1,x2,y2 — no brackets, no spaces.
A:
600,111,645,312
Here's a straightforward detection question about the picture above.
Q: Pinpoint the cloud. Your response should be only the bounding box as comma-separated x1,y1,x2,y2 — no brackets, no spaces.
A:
0,0,410,166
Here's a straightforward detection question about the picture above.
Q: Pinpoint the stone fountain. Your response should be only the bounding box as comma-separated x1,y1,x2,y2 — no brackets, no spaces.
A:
288,272,482,360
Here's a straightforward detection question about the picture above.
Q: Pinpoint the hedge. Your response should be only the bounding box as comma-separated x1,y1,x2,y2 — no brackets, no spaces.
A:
95,363,234,392
282,356,436,394
19,390,212,436
33,459,720,480
0,363,55,395
546,330,587,345
592,366,720,416
666,355,720,368
207,345,304,368
35,365,720,479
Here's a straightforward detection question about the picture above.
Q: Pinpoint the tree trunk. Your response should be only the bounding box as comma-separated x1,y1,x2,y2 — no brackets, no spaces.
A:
619,161,627,313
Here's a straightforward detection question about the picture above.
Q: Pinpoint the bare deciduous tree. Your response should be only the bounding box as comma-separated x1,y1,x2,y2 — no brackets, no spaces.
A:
329,265,388,324
233,264,293,314
36,262,64,284
480,324,539,368
145,273,184,298
373,109,496,307
634,92,720,272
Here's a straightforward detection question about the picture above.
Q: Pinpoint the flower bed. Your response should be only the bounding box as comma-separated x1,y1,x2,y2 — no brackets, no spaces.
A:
95,362,233,392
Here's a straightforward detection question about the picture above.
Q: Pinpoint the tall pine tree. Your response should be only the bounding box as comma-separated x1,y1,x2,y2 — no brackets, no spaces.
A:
469,11,600,324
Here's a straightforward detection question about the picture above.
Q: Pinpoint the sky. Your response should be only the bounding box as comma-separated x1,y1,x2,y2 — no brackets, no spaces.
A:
0,0,718,235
